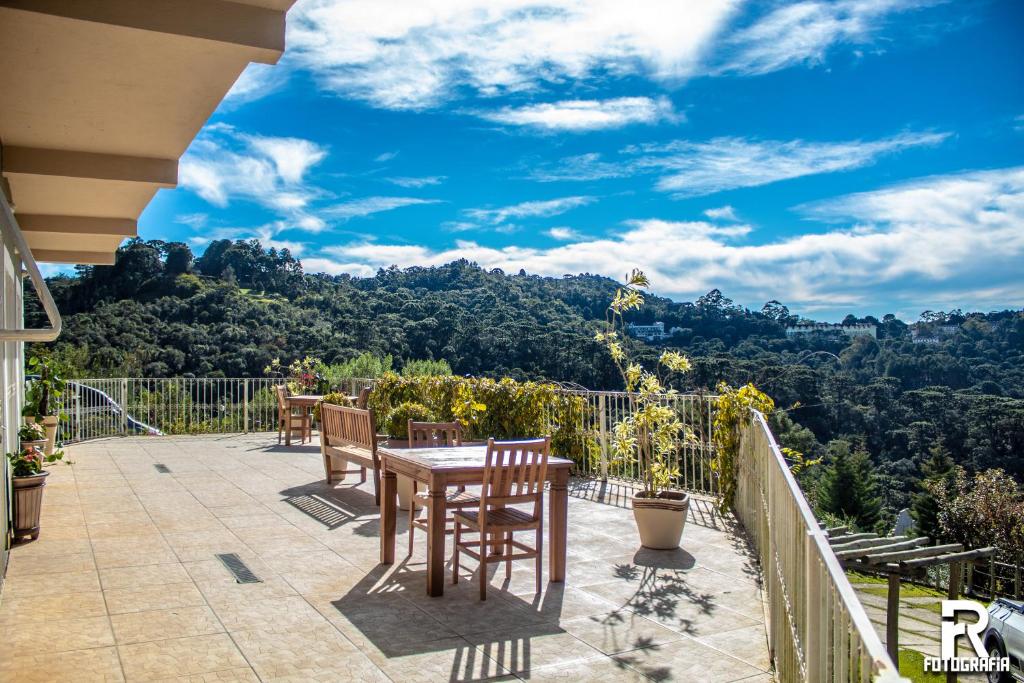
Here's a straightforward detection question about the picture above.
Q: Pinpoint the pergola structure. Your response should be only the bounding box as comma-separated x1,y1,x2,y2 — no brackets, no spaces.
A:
827,527,996,682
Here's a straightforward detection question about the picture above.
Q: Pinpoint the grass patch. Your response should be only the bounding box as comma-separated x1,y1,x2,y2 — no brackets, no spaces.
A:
898,649,944,682
846,570,887,585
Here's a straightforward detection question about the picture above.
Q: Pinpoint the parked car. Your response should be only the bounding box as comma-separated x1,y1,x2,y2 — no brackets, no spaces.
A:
985,598,1024,683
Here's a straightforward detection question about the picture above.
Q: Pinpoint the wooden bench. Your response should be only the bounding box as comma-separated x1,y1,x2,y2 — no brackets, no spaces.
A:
319,403,382,505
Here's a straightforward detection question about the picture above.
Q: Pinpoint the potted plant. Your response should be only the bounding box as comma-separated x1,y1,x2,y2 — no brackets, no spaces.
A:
24,353,66,456
383,401,434,511
7,448,48,541
19,421,48,453
596,269,694,549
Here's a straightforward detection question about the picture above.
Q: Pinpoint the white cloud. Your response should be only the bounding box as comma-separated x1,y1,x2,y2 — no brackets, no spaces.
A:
465,196,596,224
306,166,1024,313
532,131,949,196
476,96,681,132
224,63,290,106
717,0,933,76
704,206,738,221
287,0,739,110
180,127,327,212
375,151,399,162
325,196,442,221
548,226,583,240
386,176,446,188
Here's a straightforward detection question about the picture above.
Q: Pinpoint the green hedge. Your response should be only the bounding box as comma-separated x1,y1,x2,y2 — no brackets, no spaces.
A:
367,373,598,468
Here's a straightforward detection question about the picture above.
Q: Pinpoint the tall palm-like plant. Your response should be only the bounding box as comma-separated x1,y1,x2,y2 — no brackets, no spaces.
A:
595,270,694,497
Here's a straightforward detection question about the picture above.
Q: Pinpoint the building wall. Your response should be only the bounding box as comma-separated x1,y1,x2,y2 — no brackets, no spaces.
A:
0,230,24,580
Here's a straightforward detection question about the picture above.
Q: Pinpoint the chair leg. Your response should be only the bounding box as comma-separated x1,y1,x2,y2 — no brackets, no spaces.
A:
536,525,543,594
479,533,488,601
452,521,461,585
407,483,417,557
277,417,282,444
505,531,512,580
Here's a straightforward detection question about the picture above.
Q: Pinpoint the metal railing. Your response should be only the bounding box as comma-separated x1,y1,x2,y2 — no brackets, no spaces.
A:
57,377,379,443
734,410,907,682
556,389,718,495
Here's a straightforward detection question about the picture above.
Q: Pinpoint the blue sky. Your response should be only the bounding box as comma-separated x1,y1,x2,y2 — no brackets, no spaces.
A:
139,0,1024,320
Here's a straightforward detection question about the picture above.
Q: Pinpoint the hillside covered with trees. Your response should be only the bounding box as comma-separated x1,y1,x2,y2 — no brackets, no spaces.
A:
29,238,1024,530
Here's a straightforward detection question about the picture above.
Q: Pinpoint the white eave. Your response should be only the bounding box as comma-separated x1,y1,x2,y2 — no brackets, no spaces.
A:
0,0,296,265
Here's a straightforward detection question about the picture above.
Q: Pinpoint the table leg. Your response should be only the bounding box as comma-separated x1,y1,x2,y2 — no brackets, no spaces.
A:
426,476,447,597
380,469,397,565
550,470,568,582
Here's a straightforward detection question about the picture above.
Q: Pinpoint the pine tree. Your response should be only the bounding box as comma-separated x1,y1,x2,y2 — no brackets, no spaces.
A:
817,441,883,532
911,442,955,542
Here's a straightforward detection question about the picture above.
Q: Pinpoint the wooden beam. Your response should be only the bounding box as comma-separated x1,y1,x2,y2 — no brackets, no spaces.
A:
0,0,287,63
17,215,136,236
31,248,115,265
828,532,877,545
3,146,176,186
832,535,914,553
836,538,929,561
866,543,964,566
900,547,997,571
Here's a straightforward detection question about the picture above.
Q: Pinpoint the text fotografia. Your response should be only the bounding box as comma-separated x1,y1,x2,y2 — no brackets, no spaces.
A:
922,600,1010,675
923,656,1009,673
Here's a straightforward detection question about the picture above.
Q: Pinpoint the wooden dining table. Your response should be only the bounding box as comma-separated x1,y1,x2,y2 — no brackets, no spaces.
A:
378,445,572,597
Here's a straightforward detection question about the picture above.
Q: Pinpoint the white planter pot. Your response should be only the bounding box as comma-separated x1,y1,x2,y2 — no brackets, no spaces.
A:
397,474,424,512
24,415,58,456
632,492,690,550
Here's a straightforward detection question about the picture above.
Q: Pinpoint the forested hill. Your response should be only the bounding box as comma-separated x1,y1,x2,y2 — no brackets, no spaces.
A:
29,238,1024,500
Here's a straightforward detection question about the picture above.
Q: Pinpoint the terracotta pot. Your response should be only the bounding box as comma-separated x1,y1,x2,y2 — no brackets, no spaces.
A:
632,491,690,550
24,415,58,456
12,471,49,541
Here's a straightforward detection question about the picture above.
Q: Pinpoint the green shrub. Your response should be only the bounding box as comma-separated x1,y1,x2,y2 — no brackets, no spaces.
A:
312,392,353,421
401,359,452,377
367,373,598,467
383,401,435,439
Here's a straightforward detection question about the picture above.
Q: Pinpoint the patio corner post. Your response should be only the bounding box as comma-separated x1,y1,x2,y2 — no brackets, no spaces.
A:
119,378,128,434
243,380,249,433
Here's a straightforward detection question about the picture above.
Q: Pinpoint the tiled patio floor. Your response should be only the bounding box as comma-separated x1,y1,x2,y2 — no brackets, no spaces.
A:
1,434,772,682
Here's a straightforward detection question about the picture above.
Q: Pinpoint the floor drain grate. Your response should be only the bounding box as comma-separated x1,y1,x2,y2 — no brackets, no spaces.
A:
216,553,262,584
154,464,171,473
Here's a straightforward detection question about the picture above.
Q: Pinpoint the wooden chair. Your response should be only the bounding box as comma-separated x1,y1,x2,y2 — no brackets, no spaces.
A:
452,437,550,600
407,421,479,556
276,385,311,444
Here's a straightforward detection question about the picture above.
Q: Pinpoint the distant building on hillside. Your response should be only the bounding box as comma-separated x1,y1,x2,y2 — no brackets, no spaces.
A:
785,322,877,339
627,321,684,341
910,323,959,344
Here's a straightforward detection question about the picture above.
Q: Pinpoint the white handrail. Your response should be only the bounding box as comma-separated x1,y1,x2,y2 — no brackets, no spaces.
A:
735,410,908,682
0,190,62,341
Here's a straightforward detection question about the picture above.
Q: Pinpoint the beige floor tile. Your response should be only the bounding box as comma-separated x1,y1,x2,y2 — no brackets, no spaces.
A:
0,590,107,622
6,551,96,576
149,667,259,682
466,625,605,674
0,567,100,597
118,633,249,681
111,605,225,644
0,645,124,682
522,655,650,681
561,609,687,656
99,563,193,590
209,595,327,632
105,581,207,614
364,635,510,682
698,622,772,673
0,615,115,652
230,624,388,681
615,635,765,682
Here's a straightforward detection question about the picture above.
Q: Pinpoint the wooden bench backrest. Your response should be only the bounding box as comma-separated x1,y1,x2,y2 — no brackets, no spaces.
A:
320,403,377,453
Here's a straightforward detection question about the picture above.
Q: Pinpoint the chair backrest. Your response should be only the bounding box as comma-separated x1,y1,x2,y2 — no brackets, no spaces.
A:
275,385,288,412
355,387,371,409
479,437,550,519
407,421,462,449
320,403,378,454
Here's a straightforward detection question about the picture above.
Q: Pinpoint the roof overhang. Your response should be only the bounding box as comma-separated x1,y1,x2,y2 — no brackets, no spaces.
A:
0,0,296,265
